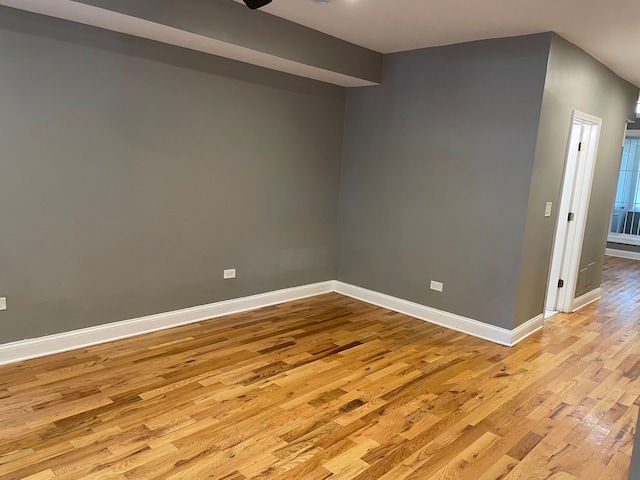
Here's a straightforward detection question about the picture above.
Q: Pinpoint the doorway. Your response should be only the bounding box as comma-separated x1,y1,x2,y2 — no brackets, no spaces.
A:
545,110,602,315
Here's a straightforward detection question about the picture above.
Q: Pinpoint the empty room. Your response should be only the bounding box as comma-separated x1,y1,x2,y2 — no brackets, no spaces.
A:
2,0,640,478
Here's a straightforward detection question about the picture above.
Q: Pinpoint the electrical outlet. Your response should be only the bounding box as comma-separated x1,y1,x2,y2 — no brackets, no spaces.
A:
223,269,236,279
430,281,444,292
0,297,6,311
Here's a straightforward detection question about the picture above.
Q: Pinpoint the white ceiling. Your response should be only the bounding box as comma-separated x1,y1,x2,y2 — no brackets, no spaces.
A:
258,0,640,88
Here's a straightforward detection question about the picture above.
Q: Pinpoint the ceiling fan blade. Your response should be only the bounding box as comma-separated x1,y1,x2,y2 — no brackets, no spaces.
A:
243,0,273,9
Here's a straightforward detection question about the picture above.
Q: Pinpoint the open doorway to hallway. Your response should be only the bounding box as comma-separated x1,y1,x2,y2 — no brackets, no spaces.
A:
601,255,640,302
607,128,640,262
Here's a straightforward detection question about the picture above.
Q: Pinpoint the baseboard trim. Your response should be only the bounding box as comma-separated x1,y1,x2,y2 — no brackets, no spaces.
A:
511,314,545,345
605,248,640,261
571,287,602,312
0,281,334,366
334,281,541,347
0,279,548,366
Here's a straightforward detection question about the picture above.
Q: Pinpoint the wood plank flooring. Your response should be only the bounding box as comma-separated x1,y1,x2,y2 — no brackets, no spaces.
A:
1,256,640,479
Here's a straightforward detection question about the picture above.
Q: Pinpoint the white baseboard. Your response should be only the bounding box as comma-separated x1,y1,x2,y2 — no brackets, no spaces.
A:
0,281,334,366
606,248,640,261
334,281,542,347
571,287,602,312
511,314,544,345
0,279,548,366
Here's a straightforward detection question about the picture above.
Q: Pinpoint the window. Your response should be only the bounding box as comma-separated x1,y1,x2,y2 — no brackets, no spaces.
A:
611,137,640,237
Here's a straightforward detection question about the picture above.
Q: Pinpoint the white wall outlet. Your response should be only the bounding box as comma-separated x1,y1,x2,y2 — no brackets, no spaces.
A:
544,202,553,217
430,281,444,292
0,297,6,311
223,269,236,279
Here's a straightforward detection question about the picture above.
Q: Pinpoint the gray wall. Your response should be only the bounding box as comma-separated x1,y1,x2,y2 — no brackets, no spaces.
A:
513,34,639,326
1,9,636,346
336,34,551,329
0,9,345,343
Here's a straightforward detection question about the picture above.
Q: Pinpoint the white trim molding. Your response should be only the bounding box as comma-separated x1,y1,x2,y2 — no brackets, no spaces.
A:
571,287,602,312
0,280,549,366
0,281,333,366
334,281,543,347
607,233,640,247
606,248,640,261
511,314,545,345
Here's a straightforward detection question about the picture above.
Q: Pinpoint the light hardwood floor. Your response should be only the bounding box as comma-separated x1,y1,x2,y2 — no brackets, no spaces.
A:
1,257,640,479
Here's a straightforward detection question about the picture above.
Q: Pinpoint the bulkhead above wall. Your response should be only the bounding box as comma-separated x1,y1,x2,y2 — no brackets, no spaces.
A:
0,0,382,87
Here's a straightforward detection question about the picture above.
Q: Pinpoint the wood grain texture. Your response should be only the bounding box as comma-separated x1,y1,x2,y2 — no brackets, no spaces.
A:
1,256,639,479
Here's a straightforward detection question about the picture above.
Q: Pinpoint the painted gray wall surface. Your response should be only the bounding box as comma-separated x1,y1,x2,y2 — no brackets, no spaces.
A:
74,0,383,84
336,34,551,329
513,35,639,326
0,9,345,344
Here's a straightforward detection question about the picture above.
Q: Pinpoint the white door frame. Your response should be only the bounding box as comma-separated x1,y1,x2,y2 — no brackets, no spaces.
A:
545,110,602,313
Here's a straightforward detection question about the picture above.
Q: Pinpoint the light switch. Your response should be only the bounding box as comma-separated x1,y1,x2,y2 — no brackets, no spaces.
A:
544,202,553,217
